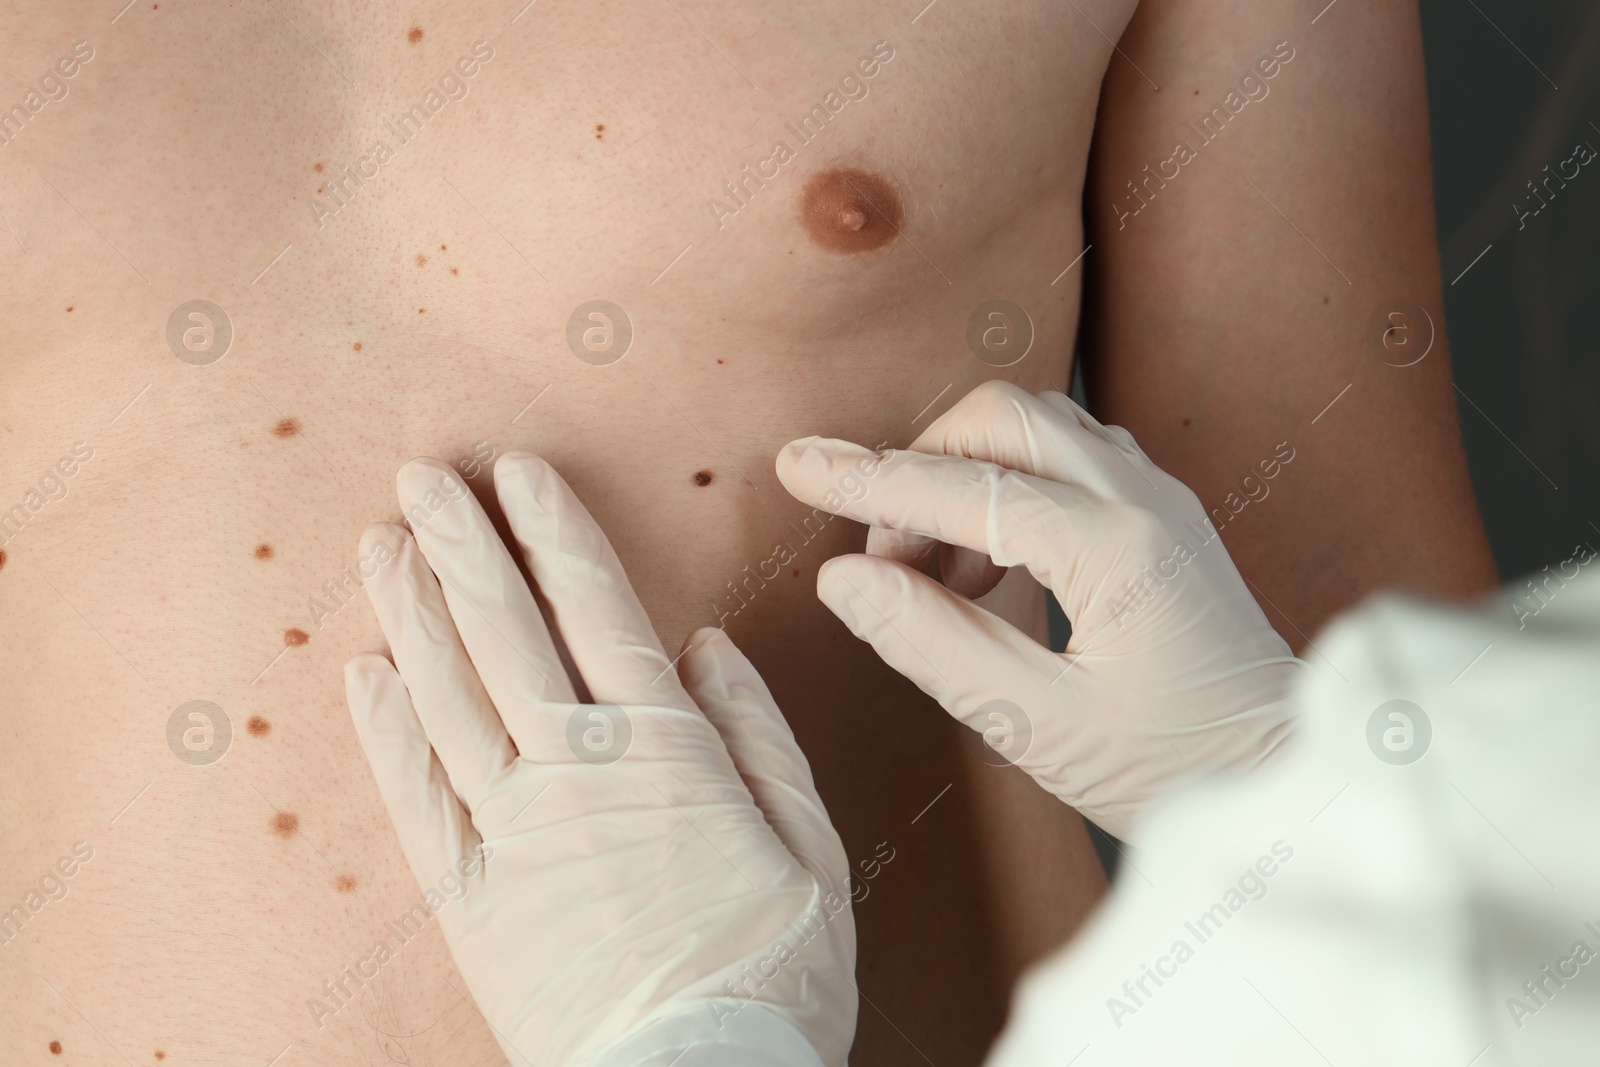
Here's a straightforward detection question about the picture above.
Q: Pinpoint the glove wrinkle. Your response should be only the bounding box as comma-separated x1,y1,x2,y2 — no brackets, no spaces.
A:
778,383,1303,840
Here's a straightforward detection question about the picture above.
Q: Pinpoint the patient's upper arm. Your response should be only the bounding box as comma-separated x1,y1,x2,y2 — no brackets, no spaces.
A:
1082,0,1499,645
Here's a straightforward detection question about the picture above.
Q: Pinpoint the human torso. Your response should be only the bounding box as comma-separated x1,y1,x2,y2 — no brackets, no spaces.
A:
0,2,1132,1062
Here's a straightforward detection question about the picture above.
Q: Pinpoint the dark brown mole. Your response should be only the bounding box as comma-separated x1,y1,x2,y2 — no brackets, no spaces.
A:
272,417,299,438
693,470,713,487
247,715,271,737
1182,418,1192,427
65,305,73,312
254,543,274,560
272,812,299,837
418,307,426,314
801,167,902,254
408,26,423,44
440,244,447,250
284,628,309,647
49,1041,62,1054
335,873,358,892
0,548,7,572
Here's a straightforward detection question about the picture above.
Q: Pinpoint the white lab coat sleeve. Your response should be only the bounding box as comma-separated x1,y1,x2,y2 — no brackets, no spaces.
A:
985,566,1600,1067
593,1005,827,1067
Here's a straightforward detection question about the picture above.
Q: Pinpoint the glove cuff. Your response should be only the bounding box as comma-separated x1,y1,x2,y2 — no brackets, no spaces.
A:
590,1005,829,1067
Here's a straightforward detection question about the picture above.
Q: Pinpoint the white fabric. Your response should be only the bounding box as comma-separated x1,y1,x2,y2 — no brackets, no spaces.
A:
345,455,855,1067
987,568,1600,1066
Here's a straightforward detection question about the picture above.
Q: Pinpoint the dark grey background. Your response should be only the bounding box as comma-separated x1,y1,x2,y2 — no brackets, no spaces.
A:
1423,0,1600,579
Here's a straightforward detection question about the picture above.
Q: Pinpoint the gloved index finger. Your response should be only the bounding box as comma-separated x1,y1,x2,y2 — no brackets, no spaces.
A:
777,437,1101,582
862,382,1150,568
913,381,1138,498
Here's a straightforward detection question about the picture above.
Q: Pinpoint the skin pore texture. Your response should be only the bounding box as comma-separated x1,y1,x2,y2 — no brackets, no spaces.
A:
0,1,1497,1064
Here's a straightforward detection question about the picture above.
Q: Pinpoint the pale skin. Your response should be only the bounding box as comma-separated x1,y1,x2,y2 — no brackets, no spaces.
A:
0,0,1492,1064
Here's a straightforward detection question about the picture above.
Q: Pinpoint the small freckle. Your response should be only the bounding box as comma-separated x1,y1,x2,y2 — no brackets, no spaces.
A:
272,417,299,438
418,307,426,314
50,1041,62,1054
0,548,7,572
1182,418,1192,427
1194,89,1200,95
1323,296,1330,305
247,716,270,737
314,162,324,172
450,267,459,275
336,874,358,892
408,26,423,44
317,186,324,194
272,812,299,837
416,253,427,266
716,358,724,364
254,543,274,560
792,569,800,578
156,1053,165,1062
440,244,447,250
284,628,309,647
353,342,363,351
65,306,73,312
693,469,713,487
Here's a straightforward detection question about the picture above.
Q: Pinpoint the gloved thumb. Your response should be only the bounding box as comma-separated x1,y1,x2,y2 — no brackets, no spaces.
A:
677,627,850,892
815,554,1062,754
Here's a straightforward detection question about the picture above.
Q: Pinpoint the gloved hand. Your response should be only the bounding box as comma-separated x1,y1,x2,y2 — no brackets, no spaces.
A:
344,454,856,1067
775,380,1306,840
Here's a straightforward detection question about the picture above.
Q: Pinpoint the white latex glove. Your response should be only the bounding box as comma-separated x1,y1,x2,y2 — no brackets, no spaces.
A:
344,454,855,1067
775,380,1305,840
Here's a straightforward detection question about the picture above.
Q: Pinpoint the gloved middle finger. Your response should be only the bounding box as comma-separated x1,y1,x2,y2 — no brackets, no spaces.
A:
397,457,578,757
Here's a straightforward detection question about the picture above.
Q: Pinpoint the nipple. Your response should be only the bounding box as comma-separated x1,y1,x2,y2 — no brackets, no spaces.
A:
801,167,902,253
